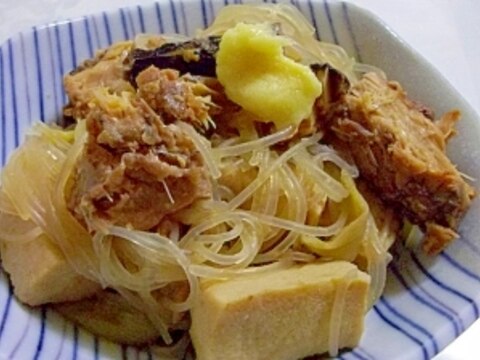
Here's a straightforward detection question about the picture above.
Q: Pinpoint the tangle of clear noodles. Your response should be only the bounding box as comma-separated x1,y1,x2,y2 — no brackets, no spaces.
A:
309,143,359,178
0,108,395,354
361,215,396,307
226,132,322,210
0,189,42,243
177,132,361,279
177,122,221,180
0,122,392,346
0,187,21,215
253,162,307,263
0,123,99,280
212,125,295,159
0,211,43,243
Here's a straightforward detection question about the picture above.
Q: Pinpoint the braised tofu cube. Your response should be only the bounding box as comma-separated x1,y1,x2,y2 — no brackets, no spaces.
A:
190,261,370,360
1,234,100,306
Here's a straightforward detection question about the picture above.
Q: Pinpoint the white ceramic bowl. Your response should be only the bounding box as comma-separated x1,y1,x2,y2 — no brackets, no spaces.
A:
0,1,479,359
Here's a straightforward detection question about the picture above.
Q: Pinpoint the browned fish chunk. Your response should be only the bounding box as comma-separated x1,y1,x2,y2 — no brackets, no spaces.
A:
63,41,134,123
136,66,212,129
323,72,474,254
67,91,211,231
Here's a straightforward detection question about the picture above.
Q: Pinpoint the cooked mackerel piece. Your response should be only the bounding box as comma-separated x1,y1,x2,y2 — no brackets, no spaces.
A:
320,72,474,254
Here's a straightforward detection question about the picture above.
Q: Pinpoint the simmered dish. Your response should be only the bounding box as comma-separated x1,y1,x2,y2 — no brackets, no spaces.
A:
0,4,474,360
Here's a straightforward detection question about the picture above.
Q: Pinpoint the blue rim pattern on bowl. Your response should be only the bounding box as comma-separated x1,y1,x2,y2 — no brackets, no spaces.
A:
0,1,479,359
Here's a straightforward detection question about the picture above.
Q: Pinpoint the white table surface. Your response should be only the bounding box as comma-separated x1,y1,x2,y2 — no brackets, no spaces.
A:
0,0,479,359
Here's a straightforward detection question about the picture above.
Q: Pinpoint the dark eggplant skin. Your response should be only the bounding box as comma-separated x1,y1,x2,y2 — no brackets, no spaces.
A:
130,36,221,83
310,63,350,106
